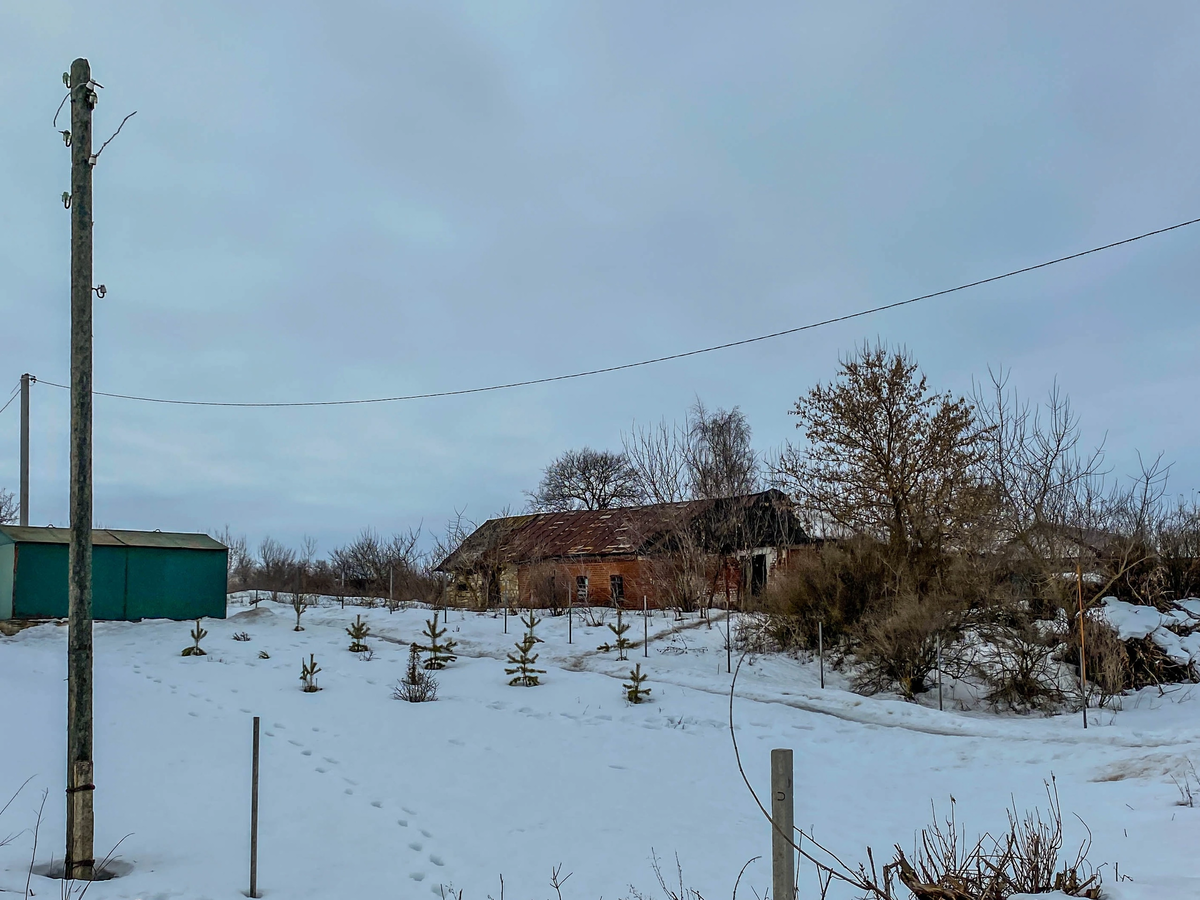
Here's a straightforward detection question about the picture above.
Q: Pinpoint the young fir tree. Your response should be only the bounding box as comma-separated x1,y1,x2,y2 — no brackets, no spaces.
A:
416,611,458,669
520,611,544,643
394,642,438,702
181,619,208,656
607,606,633,660
624,663,651,703
506,615,546,687
347,614,371,652
300,654,322,692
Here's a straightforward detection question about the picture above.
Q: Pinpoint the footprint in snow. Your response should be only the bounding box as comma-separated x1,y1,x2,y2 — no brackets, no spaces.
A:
429,855,444,867
323,756,339,764
398,819,408,827
371,800,382,808
273,722,285,729
344,788,354,795
402,806,416,815
264,731,275,737
486,701,507,710
410,872,426,882
188,711,199,718
301,750,312,757
288,739,302,746
420,828,431,838
448,738,464,746
239,708,252,714
316,767,327,774
409,841,423,852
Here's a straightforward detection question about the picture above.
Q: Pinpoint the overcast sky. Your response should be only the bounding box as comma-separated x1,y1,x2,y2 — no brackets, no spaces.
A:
2,2,1199,555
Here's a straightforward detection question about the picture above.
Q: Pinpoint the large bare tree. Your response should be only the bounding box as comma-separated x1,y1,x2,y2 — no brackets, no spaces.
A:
776,343,989,588
686,400,759,500
527,447,644,511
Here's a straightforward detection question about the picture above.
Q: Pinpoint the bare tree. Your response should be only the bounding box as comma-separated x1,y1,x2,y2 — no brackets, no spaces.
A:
776,342,989,593
686,400,759,500
0,488,16,525
211,525,253,591
527,447,644,511
622,419,691,504
258,536,296,603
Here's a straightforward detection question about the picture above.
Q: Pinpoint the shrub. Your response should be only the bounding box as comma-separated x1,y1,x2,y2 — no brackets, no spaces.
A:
852,593,960,699
394,643,438,702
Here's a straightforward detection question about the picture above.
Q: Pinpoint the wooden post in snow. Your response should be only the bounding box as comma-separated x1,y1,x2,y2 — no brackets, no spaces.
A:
771,748,794,900
644,595,649,658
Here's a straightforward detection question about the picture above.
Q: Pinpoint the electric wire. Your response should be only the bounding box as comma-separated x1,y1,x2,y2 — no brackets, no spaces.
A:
0,382,21,416
31,214,1200,409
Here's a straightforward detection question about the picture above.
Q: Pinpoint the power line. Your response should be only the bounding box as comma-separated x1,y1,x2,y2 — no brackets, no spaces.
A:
0,382,20,416
33,214,1200,409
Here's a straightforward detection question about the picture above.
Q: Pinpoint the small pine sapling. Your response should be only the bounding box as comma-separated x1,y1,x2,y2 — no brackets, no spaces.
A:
393,643,438,702
506,613,546,687
346,614,371,653
300,653,322,692
181,619,208,656
624,664,651,703
292,591,307,631
232,631,251,642
416,611,458,669
607,607,633,660
258,650,270,660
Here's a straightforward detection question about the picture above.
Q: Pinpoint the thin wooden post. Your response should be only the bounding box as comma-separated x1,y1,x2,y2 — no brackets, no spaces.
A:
644,596,649,658
388,567,394,612
504,599,508,634
65,56,96,882
1078,561,1087,730
250,716,260,898
818,622,824,689
771,748,794,900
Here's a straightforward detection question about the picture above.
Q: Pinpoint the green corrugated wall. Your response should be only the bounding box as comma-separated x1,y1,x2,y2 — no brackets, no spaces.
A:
10,543,227,620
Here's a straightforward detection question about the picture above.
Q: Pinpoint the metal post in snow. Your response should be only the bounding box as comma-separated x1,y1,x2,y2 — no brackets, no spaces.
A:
567,584,572,645
388,567,393,612
771,749,795,900
818,622,824,689
644,595,649,658
936,634,943,711
1078,560,1088,730
250,715,260,898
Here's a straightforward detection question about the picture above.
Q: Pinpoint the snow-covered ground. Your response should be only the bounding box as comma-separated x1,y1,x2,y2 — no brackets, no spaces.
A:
3,597,1200,899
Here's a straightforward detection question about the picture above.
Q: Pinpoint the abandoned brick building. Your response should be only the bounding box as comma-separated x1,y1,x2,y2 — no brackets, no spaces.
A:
436,489,812,609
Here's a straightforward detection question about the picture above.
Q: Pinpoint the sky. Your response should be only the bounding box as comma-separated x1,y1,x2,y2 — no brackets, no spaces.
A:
2,2,1199,557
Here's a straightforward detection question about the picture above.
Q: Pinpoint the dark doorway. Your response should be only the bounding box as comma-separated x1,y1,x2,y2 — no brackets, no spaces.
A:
750,553,768,596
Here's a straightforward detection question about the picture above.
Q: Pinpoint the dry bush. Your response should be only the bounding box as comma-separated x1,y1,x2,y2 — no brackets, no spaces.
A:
853,594,961,699
756,537,892,652
895,778,1100,900
973,612,1066,712
524,565,569,615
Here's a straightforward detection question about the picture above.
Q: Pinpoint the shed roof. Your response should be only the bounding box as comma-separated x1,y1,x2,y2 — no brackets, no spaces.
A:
437,490,809,572
0,526,226,551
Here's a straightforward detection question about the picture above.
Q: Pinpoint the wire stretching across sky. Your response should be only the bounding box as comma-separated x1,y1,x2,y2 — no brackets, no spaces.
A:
0,382,20,416
33,214,1200,409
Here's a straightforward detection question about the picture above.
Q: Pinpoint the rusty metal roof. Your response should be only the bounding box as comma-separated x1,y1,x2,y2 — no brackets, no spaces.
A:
437,490,808,571
0,525,226,551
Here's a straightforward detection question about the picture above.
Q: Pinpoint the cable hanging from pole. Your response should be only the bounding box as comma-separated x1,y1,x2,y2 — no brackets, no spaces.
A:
28,213,1200,410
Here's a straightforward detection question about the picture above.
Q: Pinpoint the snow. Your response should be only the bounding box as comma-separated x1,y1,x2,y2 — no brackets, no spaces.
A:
1095,597,1200,666
2,598,1200,899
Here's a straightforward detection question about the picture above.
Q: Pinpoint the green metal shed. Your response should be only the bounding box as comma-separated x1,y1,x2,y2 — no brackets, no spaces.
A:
0,526,228,621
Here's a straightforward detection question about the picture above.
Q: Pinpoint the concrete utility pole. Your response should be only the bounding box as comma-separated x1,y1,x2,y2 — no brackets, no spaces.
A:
66,56,96,882
19,374,31,525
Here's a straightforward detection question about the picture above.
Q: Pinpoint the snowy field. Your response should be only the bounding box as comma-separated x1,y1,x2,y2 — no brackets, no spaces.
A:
3,597,1200,899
